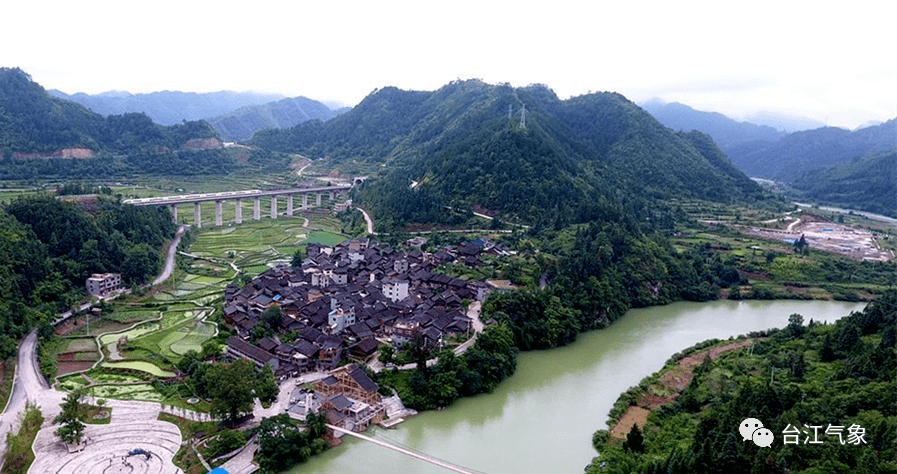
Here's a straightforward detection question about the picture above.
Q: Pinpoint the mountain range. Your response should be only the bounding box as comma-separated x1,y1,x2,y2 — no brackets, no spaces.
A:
48,88,344,143
48,89,284,125
0,68,217,155
207,97,346,142
251,80,765,228
641,100,896,184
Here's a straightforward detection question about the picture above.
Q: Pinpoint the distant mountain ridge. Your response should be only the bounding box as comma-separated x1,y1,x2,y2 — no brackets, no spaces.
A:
49,89,285,126
724,119,896,182
0,68,217,155
792,149,897,217
208,96,344,142
252,80,765,227
641,99,896,183
640,100,785,149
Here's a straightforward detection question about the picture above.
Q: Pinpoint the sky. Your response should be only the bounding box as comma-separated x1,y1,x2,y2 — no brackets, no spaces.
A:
4,0,895,129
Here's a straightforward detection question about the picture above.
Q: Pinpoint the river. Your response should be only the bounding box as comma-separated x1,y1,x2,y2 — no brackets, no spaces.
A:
285,299,866,474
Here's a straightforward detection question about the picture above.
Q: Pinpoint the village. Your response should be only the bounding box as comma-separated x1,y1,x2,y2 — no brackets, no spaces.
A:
222,237,515,434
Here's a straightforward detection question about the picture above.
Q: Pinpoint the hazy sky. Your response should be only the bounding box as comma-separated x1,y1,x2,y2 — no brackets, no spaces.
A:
4,0,894,129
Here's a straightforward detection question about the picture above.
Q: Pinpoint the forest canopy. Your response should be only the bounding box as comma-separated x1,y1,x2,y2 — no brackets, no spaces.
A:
0,195,175,357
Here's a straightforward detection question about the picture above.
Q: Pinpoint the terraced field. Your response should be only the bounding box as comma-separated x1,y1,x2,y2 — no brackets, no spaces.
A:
53,209,349,410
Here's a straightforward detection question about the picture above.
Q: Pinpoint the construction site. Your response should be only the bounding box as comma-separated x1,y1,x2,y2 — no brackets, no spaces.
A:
741,213,892,262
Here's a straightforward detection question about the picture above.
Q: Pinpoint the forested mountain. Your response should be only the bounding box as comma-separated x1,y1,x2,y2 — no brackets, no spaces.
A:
252,80,766,228
715,119,896,182
792,149,897,217
0,68,218,156
49,89,284,126
0,195,175,356
208,96,343,142
590,291,897,474
640,100,784,149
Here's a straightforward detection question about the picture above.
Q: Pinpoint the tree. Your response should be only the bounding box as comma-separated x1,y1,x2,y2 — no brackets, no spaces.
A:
256,364,279,404
623,424,645,453
262,305,283,331
787,313,805,338
291,247,305,268
54,390,85,445
121,243,160,284
204,359,257,423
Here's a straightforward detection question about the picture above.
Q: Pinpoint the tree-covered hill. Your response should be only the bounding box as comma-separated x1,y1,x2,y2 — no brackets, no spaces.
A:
252,80,767,229
208,96,343,142
590,291,897,474
0,68,218,156
0,195,176,357
723,119,896,182
792,149,897,217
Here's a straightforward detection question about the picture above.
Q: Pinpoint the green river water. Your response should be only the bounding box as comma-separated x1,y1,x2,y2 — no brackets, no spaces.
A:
286,299,866,474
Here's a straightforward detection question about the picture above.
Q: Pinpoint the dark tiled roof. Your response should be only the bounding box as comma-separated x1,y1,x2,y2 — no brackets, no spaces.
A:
348,365,378,393
226,337,275,365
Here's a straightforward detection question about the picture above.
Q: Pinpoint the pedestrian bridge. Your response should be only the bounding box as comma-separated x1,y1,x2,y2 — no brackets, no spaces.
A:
327,424,487,474
123,185,352,228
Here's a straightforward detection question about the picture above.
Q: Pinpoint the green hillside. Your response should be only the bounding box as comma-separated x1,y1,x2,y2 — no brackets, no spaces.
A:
792,150,897,218
252,80,766,229
208,96,341,142
724,120,896,182
0,68,217,156
591,291,897,474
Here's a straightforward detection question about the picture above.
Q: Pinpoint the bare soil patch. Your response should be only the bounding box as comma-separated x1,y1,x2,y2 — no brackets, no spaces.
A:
609,340,756,439
610,406,650,439
56,361,95,376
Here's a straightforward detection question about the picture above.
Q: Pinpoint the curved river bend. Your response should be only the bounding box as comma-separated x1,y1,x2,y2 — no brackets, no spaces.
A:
287,299,865,474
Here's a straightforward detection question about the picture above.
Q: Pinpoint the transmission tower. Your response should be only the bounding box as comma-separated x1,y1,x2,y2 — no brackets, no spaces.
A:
519,104,526,129
508,104,513,120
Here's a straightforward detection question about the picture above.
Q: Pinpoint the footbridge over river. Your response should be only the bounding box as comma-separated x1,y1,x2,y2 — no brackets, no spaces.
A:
123,185,352,228
327,424,488,474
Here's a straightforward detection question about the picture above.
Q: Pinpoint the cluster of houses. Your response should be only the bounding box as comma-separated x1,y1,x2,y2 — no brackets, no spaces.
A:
223,237,509,379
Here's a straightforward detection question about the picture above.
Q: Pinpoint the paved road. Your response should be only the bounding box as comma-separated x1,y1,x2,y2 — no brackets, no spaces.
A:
0,330,63,465
356,206,375,235
153,225,186,286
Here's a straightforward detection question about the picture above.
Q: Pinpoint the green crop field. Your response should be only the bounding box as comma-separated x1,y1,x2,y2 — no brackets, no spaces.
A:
66,197,348,403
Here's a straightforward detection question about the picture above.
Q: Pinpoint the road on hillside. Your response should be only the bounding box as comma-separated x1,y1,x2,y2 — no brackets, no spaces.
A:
357,206,375,235
153,225,187,286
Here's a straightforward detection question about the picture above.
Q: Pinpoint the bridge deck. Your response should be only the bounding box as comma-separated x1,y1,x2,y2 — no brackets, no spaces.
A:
327,424,482,474
124,185,351,206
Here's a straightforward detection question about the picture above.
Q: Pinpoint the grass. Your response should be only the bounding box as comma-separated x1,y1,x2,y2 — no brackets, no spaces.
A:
87,384,164,402
1,402,43,474
158,412,221,474
81,403,112,425
100,361,176,377
0,357,15,412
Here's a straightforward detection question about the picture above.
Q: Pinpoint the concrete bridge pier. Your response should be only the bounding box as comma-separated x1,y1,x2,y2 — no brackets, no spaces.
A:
270,196,278,219
235,198,243,224
302,193,308,209
316,192,322,206
171,205,178,223
253,197,261,221
286,195,294,216
215,200,223,226
194,202,202,228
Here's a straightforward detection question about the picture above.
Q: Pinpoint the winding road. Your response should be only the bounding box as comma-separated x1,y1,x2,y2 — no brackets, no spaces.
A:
153,225,187,286
0,224,190,468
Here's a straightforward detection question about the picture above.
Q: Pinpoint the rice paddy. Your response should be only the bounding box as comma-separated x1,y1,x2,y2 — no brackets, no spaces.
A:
54,207,349,408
